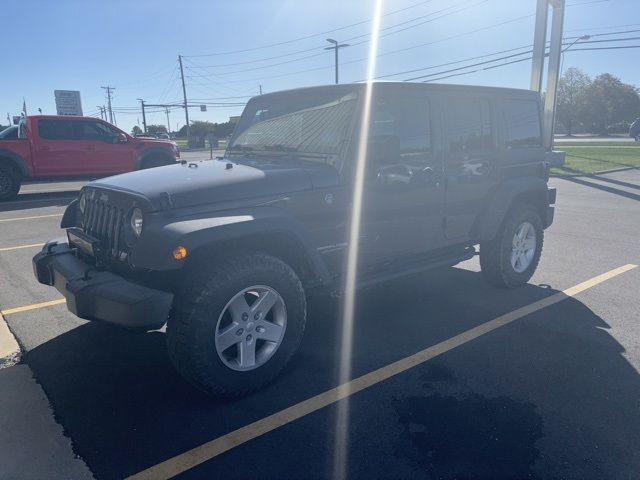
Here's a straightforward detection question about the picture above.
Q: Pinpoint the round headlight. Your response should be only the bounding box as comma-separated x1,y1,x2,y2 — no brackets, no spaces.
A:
130,208,143,237
78,192,86,213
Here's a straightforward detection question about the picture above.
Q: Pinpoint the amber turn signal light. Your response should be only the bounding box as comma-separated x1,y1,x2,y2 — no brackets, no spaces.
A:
173,246,188,260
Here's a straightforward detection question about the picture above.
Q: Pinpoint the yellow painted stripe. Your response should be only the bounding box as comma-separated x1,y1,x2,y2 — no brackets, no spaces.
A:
0,311,21,366
127,263,638,480
0,243,43,252
0,299,66,316
0,213,63,223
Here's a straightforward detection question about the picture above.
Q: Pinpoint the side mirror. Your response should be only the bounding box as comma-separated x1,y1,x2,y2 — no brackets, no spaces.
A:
117,133,128,144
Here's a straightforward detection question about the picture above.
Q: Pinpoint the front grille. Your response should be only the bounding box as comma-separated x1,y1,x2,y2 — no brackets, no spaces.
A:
81,191,127,258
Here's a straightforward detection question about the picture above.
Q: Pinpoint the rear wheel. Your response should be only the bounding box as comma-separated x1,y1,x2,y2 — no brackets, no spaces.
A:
480,204,544,288
0,164,20,201
167,253,306,397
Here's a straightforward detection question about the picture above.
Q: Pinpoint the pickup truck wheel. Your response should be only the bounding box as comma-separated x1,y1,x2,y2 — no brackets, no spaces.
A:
0,164,20,201
480,204,544,288
167,253,306,398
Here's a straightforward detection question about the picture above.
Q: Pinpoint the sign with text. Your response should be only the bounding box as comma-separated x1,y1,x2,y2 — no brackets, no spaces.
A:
54,90,83,116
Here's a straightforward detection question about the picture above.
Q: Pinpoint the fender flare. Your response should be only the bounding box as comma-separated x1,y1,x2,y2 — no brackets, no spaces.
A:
135,148,177,170
130,206,333,286
0,149,28,177
472,177,549,242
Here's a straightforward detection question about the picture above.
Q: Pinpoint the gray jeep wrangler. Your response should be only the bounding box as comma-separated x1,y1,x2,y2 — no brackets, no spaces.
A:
34,83,558,397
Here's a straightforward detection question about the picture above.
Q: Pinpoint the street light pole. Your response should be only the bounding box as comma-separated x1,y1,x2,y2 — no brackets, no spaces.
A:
325,38,350,84
560,34,590,74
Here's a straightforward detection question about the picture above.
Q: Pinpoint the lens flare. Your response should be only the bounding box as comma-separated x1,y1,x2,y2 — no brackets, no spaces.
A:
332,1,383,478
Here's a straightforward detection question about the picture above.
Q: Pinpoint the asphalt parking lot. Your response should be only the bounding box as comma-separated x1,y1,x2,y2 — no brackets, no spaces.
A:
0,166,639,480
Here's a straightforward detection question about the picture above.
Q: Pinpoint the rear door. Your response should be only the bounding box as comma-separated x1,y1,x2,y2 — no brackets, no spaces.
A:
33,119,86,176
443,95,499,240
74,120,135,174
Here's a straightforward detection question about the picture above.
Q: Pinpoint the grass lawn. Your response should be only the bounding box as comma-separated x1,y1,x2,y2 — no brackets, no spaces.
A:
552,145,640,176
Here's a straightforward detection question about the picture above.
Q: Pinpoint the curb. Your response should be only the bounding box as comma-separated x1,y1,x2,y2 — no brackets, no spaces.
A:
0,312,21,368
551,166,639,178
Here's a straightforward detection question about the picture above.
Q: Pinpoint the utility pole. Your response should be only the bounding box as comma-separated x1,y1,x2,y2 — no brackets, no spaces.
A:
178,55,190,142
259,84,263,95
165,107,171,136
530,0,566,158
96,106,104,120
101,86,115,124
325,38,350,84
137,98,147,133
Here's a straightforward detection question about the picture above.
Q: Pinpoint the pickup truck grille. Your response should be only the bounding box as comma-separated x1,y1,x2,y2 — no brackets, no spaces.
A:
81,194,126,258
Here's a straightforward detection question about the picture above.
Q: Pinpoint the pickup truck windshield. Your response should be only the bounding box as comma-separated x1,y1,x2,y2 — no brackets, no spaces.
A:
229,90,358,160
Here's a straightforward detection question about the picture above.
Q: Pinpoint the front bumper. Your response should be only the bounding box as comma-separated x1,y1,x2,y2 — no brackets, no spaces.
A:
32,241,173,330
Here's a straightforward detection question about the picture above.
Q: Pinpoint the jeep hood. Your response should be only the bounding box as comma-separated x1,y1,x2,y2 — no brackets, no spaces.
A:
88,158,337,210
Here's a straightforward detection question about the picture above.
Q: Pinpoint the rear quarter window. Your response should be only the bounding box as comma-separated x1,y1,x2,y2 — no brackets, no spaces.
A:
502,99,542,149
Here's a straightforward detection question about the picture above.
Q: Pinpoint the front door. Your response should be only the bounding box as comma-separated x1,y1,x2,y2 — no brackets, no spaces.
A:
357,87,445,268
74,120,135,175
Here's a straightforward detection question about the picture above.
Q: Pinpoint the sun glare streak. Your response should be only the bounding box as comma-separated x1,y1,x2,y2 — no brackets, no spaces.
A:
332,0,383,478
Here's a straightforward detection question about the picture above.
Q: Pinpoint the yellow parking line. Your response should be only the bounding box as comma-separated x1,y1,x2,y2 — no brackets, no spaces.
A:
126,263,638,480
0,243,43,252
0,213,63,223
0,299,66,316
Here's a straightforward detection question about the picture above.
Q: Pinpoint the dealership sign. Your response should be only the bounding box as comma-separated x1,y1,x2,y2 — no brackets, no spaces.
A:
54,90,83,116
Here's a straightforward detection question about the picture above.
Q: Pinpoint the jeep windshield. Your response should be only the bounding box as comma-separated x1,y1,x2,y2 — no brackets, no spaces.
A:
228,88,359,164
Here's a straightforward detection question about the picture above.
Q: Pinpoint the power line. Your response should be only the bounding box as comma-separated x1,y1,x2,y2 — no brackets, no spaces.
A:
182,0,440,57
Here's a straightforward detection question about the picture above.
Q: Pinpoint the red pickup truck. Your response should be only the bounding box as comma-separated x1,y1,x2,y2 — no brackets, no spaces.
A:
0,115,180,200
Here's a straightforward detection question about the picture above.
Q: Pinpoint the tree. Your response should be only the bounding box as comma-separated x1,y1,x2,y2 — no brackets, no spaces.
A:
131,125,142,136
584,73,640,134
214,121,235,138
190,121,216,138
147,124,167,135
556,68,591,135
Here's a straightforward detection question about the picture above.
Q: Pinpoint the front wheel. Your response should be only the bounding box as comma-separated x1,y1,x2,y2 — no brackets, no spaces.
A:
0,164,21,201
480,204,544,288
167,253,306,398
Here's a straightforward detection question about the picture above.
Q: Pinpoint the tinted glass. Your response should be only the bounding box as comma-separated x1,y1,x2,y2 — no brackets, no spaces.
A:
77,121,119,143
38,119,75,140
446,98,493,153
368,92,431,168
503,100,542,148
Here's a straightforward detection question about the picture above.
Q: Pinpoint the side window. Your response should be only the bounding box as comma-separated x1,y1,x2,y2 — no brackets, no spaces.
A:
503,100,542,148
446,98,494,153
367,92,431,175
76,121,118,143
38,119,75,140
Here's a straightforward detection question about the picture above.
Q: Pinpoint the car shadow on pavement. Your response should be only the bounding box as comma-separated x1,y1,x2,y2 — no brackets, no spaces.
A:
0,195,75,214
23,267,640,480
559,176,640,202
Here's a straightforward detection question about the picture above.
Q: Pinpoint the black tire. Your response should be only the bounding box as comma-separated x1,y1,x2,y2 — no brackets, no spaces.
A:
479,203,544,288
0,164,20,201
167,253,306,398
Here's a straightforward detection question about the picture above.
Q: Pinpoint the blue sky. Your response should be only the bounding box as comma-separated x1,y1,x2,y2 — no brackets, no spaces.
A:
1,0,638,133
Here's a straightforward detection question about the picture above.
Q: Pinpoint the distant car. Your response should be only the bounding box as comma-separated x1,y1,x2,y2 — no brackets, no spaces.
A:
0,125,18,140
0,115,180,200
156,132,171,140
630,118,640,141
